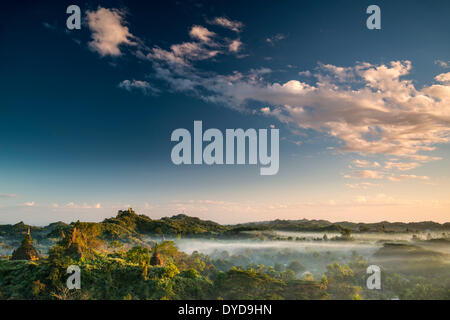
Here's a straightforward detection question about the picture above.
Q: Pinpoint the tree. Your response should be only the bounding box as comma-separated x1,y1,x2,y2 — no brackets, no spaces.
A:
287,261,305,274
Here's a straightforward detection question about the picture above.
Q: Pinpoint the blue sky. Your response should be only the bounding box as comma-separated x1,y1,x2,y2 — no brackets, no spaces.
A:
1,0,450,225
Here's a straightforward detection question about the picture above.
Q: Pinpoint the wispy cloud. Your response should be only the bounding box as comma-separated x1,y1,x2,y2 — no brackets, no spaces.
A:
384,161,421,171
42,22,56,30
118,79,159,95
435,60,450,68
207,17,244,32
388,175,430,182
63,202,102,209
345,182,380,189
0,193,17,198
266,33,286,46
344,170,384,179
351,159,381,168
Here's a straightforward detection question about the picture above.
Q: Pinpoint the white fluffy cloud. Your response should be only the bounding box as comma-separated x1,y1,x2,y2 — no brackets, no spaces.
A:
86,7,136,56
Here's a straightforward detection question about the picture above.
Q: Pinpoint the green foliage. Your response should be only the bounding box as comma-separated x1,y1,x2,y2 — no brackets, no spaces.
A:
0,210,448,301
126,246,150,265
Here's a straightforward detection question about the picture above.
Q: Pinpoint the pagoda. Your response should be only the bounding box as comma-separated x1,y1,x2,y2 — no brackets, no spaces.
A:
11,228,40,261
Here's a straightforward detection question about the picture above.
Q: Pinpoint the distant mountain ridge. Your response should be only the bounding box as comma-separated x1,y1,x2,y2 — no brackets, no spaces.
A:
1,209,449,243
232,219,450,233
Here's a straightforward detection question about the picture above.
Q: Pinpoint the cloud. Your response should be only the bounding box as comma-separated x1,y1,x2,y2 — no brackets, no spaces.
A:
80,11,449,169
318,63,354,82
388,174,430,182
207,17,244,32
266,33,286,46
142,22,245,82
158,60,450,162
189,25,215,42
352,160,381,168
384,161,421,171
118,79,159,95
42,22,56,30
64,202,102,209
345,182,380,189
24,201,35,207
86,7,136,57
0,193,17,198
353,193,396,205
435,72,450,83
435,60,450,68
228,39,242,53
344,170,384,179
145,41,220,68
298,70,312,77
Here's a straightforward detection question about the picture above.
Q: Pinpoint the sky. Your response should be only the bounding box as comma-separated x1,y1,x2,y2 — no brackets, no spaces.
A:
1,0,450,225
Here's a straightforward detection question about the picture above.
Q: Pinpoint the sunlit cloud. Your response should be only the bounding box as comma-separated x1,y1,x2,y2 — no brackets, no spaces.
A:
207,17,244,32
189,25,216,42
345,182,380,189
344,170,384,179
384,161,421,171
63,202,102,209
86,7,137,56
351,160,381,168
435,72,450,83
388,174,430,182
228,39,242,53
